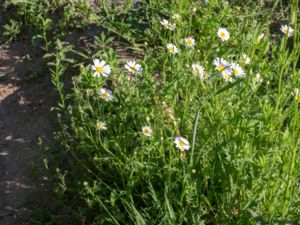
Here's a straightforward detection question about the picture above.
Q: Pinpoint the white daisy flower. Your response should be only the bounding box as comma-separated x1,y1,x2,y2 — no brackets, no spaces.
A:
192,63,204,74
160,19,176,31
222,73,233,83
293,88,300,101
257,33,265,43
172,14,181,20
125,60,142,74
166,43,179,54
192,72,198,78
231,63,245,77
174,137,190,151
91,59,111,77
254,73,263,83
184,37,195,48
222,68,232,76
217,27,230,41
280,25,294,37
242,54,250,65
142,126,152,137
98,88,113,101
191,64,208,79
214,57,231,75
96,121,107,130
200,72,209,80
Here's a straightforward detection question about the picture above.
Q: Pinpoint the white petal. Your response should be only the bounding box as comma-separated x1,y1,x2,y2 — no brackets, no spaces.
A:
99,60,106,67
93,59,100,66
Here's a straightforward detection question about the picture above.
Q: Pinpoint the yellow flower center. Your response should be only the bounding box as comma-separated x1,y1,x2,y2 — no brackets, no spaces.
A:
101,92,108,99
97,122,104,129
295,94,300,101
164,23,170,29
169,47,174,52
233,69,238,75
186,39,193,45
130,66,137,72
203,73,208,78
96,66,104,73
144,129,149,134
257,37,261,43
192,73,197,77
220,32,226,38
225,75,231,81
218,65,224,71
178,141,186,147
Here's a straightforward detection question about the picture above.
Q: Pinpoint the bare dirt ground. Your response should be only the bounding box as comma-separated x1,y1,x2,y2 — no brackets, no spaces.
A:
0,33,57,224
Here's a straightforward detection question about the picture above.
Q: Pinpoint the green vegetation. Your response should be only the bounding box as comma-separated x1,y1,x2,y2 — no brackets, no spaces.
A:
2,0,299,224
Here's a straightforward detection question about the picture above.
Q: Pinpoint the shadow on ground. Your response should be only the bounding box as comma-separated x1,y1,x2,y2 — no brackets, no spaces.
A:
0,32,57,224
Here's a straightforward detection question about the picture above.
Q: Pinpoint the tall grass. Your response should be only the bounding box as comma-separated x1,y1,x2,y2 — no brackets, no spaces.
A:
52,0,299,224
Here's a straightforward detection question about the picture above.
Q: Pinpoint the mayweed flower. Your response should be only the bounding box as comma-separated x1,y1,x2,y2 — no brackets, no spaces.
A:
184,37,195,48
91,59,111,77
96,121,107,130
223,73,233,82
125,61,142,74
280,25,294,37
174,137,190,151
257,33,265,43
172,14,181,20
200,72,209,80
217,27,230,41
161,19,176,30
293,88,300,101
231,63,245,77
142,126,153,137
98,88,113,101
166,43,179,54
192,63,204,75
214,58,231,75
192,72,198,78
254,73,263,83
242,54,250,65
192,64,208,79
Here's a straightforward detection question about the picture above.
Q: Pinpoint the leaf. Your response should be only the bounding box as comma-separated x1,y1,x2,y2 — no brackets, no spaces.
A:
110,190,117,207
190,109,200,164
71,49,89,59
0,73,8,78
208,78,243,100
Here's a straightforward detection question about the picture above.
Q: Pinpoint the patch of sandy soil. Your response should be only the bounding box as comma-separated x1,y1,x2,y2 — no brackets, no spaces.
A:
0,32,57,224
